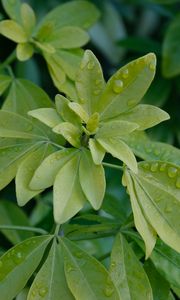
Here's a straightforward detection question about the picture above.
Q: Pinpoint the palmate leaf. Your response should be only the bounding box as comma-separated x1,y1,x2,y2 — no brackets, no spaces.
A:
0,200,33,245
123,161,180,256
97,53,156,121
0,75,11,96
0,235,52,300
61,237,120,300
122,131,180,165
54,152,86,224
79,148,106,209
28,239,74,300
110,233,153,300
16,143,55,206
2,78,53,116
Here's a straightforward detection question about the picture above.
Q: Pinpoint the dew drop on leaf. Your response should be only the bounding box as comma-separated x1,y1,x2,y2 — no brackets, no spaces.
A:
167,167,178,178
150,162,158,172
159,163,166,172
38,287,48,297
104,284,114,297
122,69,129,79
165,205,172,213
66,264,75,273
142,163,150,170
87,61,95,70
93,89,101,95
113,79,123,93
75,252,83,258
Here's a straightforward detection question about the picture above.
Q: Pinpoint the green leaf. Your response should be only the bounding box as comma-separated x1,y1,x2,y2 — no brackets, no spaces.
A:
0,139,38,190
2,0,21,22
110,233,153,300
0,200,33,244
96,120,139,139
27,239,74,300
28,108,62,128
0,75,11,96
122,131,180,165
0,20,27,43
97,137,138,173
43,52,66,85
86,112,100,134
76,50,105,115
79,149,106,209
16,43,34,61
36,1,100,35
150,239,180,289
53,122,81,148
20,3,36,36
61,237,120,300
54,152,86,224
144,260,170,300
41,26,89,49
122,171,157,258
55,94,80,126
30,148,77,190
89,138,105,165
3,78,53,116
124,161,180,255
162,14,180,77
0,111,46,139
97,53,156,121
112,104,170,130
68,102,89,123
16,143,55,206
0,235,52,300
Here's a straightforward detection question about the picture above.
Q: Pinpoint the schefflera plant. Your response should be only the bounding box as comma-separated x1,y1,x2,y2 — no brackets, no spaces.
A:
28,50,170,231
0,0,99,97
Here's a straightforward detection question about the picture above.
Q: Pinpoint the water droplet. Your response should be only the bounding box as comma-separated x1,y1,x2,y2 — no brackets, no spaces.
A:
127,99,136,107
79,98,85,104
165,205,172,213
122,69,129,79
176,177,180,189
142,163,150,170
67,264,74,273
87,61,94,70
159,163,166,172
150,162,158,172
149,62,156,71
110,262,116,268
168,167,177,178
95,79,102,85
75,252,83,258
0,261,3,268
104,285,114,297
113,80,123,93
39,287,48,297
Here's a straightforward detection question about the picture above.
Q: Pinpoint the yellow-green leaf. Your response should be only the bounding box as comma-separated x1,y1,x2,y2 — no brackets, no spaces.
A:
55,94,80,126
16,43,34,61
0,75,11,96
97,53,156,121
28,108,62,128
89,138,105,165
68,102,89,123
0,20,27,43
53,122,81,148
54,153,86,224
20,3,36,35
79,149,106,209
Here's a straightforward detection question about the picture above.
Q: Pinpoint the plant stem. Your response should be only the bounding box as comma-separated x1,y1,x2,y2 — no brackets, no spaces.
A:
0,225,48,235
102,162,123,171
0,50,16,70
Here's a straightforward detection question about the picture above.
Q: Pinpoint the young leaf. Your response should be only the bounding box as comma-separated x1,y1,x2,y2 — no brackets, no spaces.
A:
89,138,105,165
16,43,34,61
53,122,81,148
162,14,180,77
61,237,120,300
0,20,27,43
76,50,105,115
0,200,33,244
97,138,138,173
28,108,62,128
20,3,36,36
124,161,180,255
110,233,153,300
96,120,139,139
55,94,80,126
0,139,38,190
3,78,53,116
16,143,55,206
30,148,77,190
68,102,89,123
0,75,11,96
27,239,74,300
0,235,52,300
36,1,100,34
79,148,106,209
54,152,86,224
112,104,170,130
97,53,156,121
2,0,21,22
122,131,180,166
43,26,89,49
